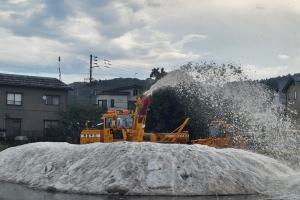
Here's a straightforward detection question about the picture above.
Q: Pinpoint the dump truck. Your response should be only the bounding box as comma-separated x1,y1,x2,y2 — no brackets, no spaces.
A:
80,96,189,144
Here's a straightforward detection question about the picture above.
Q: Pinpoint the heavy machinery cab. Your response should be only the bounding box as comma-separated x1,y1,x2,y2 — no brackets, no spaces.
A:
103,110,134,129
192,120,233,148
208,120,228,137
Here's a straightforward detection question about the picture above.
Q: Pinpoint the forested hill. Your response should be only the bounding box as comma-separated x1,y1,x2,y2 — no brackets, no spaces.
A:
67,73,300,105
260,73,300,92
68,78,154,105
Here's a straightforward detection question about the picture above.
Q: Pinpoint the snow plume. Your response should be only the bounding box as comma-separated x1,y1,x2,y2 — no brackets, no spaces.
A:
145,62,300,167
0,142,297,196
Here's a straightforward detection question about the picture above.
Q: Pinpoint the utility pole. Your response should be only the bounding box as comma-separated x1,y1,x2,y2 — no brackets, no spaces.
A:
87,54,112,104
89,54,92,84
58,56,62,81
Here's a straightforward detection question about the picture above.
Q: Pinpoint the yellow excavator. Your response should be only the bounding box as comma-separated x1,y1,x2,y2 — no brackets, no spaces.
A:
80,97,189,144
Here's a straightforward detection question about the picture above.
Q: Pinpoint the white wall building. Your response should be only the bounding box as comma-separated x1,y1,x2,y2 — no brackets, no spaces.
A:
96,85,144,110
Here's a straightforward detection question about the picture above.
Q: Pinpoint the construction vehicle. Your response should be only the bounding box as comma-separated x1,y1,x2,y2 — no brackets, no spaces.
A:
191,120,234,148
80,96,244,148
80,97,189,144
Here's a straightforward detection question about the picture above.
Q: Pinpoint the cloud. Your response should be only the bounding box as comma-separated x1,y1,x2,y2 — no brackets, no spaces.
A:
0,0,300,83
242,64,289,80
278,54,290,60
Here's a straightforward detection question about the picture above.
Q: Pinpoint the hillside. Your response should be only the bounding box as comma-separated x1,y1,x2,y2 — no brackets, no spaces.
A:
67,73,300,105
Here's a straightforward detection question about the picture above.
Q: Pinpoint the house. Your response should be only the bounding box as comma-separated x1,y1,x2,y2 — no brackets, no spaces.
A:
0,73,71,141
282,76,300,124
96,85,144,110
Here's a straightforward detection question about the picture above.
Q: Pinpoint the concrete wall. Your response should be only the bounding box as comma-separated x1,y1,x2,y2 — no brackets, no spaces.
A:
96,95,128,110
0,86,68,140
96,88,144,111
123,89,141,101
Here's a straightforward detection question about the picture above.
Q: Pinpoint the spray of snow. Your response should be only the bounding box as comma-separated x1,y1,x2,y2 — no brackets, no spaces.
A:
0,142,298,197
146,63,300,167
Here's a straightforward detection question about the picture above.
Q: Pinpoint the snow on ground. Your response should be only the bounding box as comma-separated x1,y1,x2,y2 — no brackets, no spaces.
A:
0,142,296,196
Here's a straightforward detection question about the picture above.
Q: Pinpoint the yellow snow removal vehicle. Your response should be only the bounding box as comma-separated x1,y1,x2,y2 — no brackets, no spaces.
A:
191,120,236,148
80,97,189,144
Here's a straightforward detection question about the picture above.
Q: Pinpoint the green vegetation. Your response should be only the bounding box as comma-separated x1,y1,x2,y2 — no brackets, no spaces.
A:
146,87,215,140
146,88,187,133
0,143,9,152
44,104,104,143
150,67,167,81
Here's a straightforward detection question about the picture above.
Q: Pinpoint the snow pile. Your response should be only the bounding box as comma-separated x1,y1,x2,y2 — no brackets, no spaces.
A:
0,142,296,196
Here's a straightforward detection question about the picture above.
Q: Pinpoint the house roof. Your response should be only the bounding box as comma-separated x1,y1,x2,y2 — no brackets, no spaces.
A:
97,91,130,96
0,73,72,91
282,76,300,93
97,84,144,96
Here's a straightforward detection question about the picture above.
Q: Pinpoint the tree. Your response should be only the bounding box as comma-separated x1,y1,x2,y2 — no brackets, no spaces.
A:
61,104,103,143
146,87,186,133
44,104,103,143
150,67,167,81
145,87,216,140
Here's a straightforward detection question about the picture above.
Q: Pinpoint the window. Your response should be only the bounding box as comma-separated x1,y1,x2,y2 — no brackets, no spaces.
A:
44,120,59,129
45,95,60,105
98,100,107,109
7,93,22,105
133,89,138,96
288,91,293,100
110,99,115,108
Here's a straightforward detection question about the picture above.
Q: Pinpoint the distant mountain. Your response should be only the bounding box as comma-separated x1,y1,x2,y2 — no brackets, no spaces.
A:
68,78,155,105
260,73,300,92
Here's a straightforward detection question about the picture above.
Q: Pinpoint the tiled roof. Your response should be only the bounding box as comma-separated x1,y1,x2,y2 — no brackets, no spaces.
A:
0,73,72,90
97,91,130,96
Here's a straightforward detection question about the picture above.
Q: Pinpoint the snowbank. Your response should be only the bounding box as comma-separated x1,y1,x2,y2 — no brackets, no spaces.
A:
0,142,295,195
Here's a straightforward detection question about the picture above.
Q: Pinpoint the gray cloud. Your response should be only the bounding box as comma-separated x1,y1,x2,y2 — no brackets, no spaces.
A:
0,0,299,83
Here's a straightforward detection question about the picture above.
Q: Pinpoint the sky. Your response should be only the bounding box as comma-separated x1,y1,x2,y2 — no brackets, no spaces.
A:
0,0,299,83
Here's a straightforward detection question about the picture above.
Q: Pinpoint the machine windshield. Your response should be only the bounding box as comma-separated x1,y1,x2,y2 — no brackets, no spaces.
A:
117,115,133,129
208,125,225,137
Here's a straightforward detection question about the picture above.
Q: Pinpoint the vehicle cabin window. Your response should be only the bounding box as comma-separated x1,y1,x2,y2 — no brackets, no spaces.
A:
117,115,133,129
111,99,115,108
7,93,22,105
105,117,117,128
208,125,225,137
133,89,138,96
45,95,60,105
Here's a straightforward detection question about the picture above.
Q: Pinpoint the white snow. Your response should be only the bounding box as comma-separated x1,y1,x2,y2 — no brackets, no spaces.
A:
0,142,296,196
